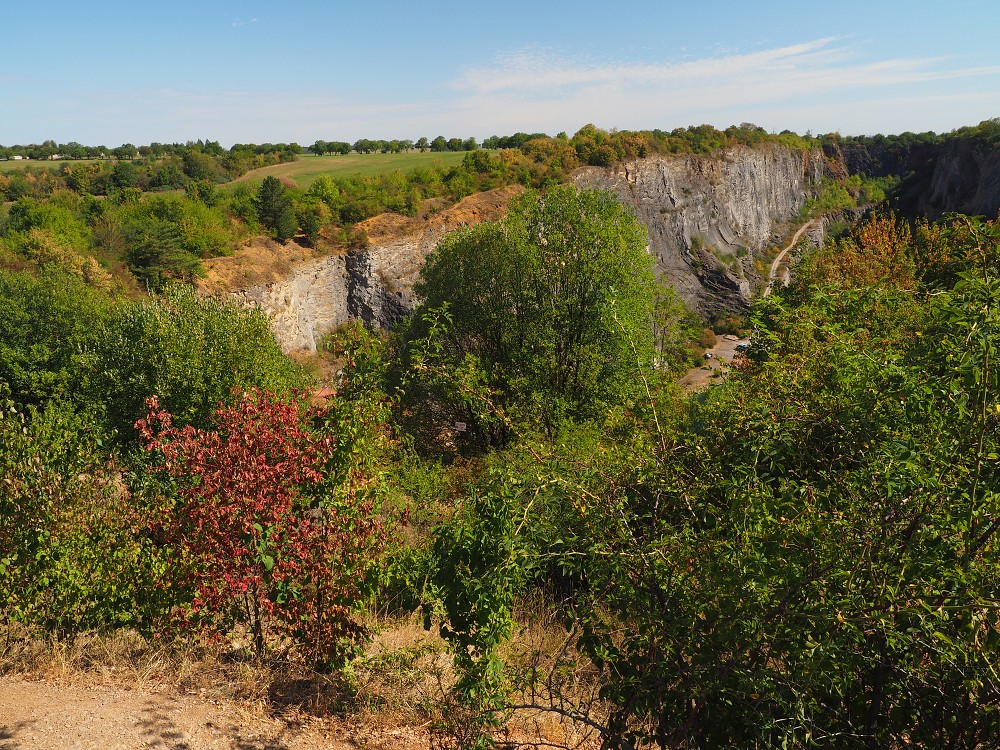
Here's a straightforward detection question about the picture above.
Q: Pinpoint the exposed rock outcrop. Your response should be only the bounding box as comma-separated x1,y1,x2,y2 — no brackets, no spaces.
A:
203,148,830,347
827,135,1000,220
897,138,1000,220
203,136,1000,348
573,145,826,315
199,187,522,352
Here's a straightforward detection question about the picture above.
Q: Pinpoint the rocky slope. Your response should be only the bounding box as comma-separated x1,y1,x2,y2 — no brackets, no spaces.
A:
897,137,1000,220
829,134,1000,220
573,145,826,316
198,187,521,352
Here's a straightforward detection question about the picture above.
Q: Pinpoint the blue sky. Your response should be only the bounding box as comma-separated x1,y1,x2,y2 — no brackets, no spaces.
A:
2,0,998,147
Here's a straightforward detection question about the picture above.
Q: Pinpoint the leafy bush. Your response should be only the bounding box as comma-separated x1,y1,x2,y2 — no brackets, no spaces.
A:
403,186,656,444
0,268,111,408
0,397,162,633
138,388,391,668
90,284,306,442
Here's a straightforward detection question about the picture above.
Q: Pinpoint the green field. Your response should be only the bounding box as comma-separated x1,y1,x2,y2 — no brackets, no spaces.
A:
234,151,471,188
0,159,112,172
1,152,473,189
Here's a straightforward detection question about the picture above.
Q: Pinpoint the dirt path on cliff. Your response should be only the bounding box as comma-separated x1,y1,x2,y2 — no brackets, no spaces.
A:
765,219,816,296
677,335,750,392
0,676,426,750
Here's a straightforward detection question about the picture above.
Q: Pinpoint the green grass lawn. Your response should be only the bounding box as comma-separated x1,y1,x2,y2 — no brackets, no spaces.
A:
235,151,471,188
0,159,111,172
0,151,473,188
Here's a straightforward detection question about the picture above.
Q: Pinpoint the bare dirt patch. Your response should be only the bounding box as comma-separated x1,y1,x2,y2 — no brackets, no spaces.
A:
355,185,523,243
0,618,445,750
0,677,373,750
196,237,321,296
677,334,750,392
197,186,523,299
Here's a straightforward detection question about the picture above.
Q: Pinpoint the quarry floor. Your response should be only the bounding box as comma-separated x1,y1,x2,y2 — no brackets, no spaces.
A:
677,334,750,392
0,676,426,750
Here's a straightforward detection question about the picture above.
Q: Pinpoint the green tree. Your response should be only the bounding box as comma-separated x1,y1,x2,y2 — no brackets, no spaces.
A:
90,284,306,442
405,186,656,441
112,143,138,160
0,269,110,407
125,220,203,290
256,175,297,241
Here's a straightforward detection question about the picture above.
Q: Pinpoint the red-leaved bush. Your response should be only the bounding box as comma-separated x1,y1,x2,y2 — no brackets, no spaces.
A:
137,388,388,668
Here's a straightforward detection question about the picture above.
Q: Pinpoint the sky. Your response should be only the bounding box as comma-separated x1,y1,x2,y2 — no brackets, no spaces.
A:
2,0,998,147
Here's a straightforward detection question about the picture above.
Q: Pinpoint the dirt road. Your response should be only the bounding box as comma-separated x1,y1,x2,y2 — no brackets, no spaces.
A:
676,335,749,392
0,677,425,750
765,219,816,296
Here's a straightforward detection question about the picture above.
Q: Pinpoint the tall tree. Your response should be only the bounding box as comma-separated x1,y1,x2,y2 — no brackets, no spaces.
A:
256,175,297,242
405,186,656,440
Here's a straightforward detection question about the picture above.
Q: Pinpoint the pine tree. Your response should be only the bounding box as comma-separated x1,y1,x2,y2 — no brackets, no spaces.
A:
256,176,297,242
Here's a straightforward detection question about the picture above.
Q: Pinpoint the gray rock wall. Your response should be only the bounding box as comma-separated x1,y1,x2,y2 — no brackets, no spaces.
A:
573,145,825,315
231,223,462,353
904,139,1000,220
225,149,827,350
230,253,350,353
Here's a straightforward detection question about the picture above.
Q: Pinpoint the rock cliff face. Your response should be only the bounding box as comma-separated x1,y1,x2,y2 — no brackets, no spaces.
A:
200,187,521,352
573,145,826,315
206,148,828,347
829,136,1000,220
207,137,1000,347
897,138,1000,220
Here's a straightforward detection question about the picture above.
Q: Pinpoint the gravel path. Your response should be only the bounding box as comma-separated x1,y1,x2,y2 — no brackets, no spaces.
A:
765,219,816,296
676,334,749,392
0,677,425,750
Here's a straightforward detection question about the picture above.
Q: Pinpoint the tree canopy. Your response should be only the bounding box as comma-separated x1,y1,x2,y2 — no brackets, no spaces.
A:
256,175,297,242
404,186,656,442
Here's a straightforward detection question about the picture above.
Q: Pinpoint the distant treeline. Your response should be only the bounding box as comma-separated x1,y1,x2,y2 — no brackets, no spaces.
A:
0,138,303,164
5,120,999,293
822,117,1000,150
0,140,301,201
0,124,814,204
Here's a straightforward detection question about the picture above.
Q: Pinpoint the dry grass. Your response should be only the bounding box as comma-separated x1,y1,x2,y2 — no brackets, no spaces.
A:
0,622,221,696
499,598,608,750
0,613,452,727
0,602,608,748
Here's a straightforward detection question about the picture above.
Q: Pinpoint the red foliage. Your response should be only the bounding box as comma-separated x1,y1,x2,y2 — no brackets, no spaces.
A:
137,389,386,667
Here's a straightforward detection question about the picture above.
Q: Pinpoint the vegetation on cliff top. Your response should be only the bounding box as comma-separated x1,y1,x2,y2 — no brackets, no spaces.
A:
3,182,1000,746
3,119,1000,746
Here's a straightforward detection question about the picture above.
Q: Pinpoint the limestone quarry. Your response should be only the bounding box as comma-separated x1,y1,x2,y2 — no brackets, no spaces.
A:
199,139,1000,353
573,144,826,316
198,186,523,352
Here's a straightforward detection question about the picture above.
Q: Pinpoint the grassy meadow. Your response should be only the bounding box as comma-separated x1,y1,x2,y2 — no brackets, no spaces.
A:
234,151,471,188
0,158,112,172
0,151,476,191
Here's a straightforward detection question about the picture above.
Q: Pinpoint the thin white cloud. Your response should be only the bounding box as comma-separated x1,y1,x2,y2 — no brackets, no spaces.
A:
5,38,998,146
439,38,1000,137
454,38,1000,105
456,39,851,94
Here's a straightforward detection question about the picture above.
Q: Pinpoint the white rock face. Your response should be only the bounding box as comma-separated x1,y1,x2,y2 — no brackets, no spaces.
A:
223,188,523,352
574,145,825,314
231,254,350,353
230,242,425,354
